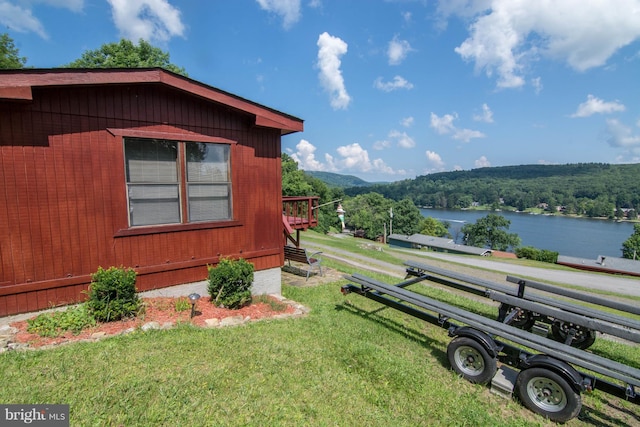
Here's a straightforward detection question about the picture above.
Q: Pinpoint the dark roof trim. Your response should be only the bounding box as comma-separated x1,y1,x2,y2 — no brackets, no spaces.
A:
0,68,304,135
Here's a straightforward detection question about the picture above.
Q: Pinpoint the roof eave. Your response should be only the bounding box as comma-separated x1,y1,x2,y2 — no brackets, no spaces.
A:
0,68,304,134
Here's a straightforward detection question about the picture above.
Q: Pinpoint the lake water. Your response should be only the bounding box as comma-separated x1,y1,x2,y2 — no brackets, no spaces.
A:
420,208,636,259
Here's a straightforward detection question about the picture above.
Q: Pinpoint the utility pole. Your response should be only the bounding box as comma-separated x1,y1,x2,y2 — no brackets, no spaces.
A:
389,207,393,237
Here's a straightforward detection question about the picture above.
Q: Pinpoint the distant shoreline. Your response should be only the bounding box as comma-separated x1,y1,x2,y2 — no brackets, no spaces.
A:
420,207,639,224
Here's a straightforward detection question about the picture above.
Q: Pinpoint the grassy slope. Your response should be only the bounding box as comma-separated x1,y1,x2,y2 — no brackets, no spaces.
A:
0,232,638,426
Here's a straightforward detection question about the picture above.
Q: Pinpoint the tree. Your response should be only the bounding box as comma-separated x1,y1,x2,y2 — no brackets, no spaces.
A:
461,213,521,251
418,217,450,238
390,198,422,236
621,223,640,260
64,39,187,76
343,192,392,239
0,33,26,69
282,153,313,196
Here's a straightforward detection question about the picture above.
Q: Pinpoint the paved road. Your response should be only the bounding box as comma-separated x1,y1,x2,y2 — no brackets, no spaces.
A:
404,250,640,297
303,238,640,297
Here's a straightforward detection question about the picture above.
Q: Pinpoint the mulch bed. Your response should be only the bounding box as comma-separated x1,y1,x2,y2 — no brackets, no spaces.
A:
10,295,297,349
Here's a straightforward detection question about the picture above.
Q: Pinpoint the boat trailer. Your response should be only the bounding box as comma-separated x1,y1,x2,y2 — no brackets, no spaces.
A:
341,262,640,423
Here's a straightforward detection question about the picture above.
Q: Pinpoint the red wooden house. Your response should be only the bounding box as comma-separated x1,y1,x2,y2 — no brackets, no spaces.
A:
0,68,307,316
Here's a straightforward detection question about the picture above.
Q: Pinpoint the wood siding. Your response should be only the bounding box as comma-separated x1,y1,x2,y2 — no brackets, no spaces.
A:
0,83,287,316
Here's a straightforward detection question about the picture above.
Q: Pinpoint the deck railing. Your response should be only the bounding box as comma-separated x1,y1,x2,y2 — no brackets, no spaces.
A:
283,196,319,230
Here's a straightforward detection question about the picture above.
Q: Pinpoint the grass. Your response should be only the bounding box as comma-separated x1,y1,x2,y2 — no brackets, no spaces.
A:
0,285,514,425
1,233,638,425
1,281,638,426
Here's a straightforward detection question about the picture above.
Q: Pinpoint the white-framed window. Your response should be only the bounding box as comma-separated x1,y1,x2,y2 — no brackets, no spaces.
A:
124,137,232,227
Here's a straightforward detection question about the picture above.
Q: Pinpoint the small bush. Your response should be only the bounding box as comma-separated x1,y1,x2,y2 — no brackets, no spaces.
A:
515,246,558,263
207,258,254,309
27,305,96,337
86,266,141,322
174,298,191,312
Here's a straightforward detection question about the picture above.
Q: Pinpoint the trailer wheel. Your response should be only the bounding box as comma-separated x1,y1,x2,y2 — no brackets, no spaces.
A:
516,367,582,423
501,304,535,331
550,321,596,349
447,337,497,384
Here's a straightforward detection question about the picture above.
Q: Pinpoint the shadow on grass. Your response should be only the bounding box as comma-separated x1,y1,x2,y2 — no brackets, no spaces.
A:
576,392,640,427
335,301,449,368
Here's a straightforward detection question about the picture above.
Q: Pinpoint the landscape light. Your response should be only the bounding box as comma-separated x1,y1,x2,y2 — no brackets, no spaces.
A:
188,293,201,318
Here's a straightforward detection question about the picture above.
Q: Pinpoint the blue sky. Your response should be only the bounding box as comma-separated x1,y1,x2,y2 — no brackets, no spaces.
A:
3,0,640,182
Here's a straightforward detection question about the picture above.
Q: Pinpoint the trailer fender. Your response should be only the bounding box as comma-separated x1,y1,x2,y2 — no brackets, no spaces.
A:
519,354,586,393
449,326,500,358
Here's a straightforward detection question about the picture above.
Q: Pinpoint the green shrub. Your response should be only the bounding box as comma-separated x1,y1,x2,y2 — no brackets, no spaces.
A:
27,305,96,337
174,297,191,312
85,266,141,322
207,258,254,309
538,249,559,263
515,246,558,263
515,246,537,259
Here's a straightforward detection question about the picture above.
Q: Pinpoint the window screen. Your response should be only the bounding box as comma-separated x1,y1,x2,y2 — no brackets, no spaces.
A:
124,138,232,227
186,143,231,222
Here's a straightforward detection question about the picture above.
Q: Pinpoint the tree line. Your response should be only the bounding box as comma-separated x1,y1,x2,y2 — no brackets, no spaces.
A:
345,163,640,220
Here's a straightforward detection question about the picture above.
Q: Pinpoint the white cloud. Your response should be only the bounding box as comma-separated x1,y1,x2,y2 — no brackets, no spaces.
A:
571,94,626,118
373,140,391,150
290,139,326,171
453,128,486,142
475,156,491,168
0,1,47,37
445,0,640,88
605,118,640,148
373,129,414,150
0,0,84,38
256,0,301,29
473,103,494,123
426,150,445,171
531,77,543,94
387,35,413,65
373,75,414,92
430,112,486,142
316,32,351,110
336,143,397,173
107,0,185,43
430,112,457,135
388,129,415,148
291,139,401,175
401,116,414,127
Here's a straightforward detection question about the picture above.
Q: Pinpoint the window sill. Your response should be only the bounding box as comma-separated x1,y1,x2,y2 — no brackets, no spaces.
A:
115,220,242,237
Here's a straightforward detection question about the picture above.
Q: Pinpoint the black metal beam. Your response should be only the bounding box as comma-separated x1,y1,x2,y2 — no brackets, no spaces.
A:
506,275,640,316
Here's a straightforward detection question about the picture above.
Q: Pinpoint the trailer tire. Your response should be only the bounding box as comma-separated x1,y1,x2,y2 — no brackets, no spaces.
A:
550,321,596,349
447,337,497,385
516,367,582,423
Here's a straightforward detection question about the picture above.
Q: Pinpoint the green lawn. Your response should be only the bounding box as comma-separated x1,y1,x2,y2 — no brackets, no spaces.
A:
1,278,638,426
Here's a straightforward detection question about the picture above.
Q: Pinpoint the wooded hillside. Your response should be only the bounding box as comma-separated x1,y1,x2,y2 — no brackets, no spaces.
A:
342,163,640,218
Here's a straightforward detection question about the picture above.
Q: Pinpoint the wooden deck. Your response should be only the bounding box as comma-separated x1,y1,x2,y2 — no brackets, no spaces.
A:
283,196,319,230
283,196,319,247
